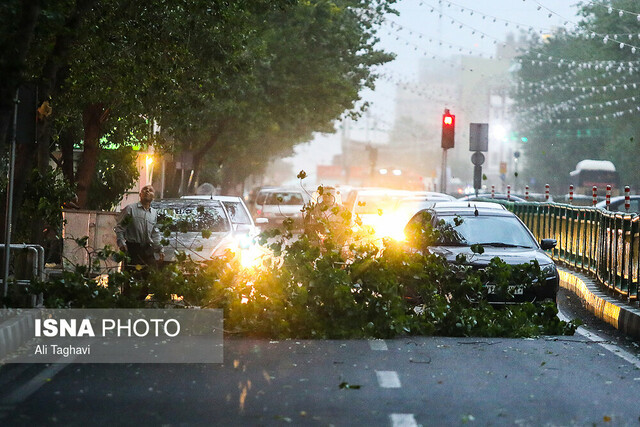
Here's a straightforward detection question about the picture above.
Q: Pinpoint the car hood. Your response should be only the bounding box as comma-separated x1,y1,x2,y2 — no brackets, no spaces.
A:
163,231,234,262
429,245,554,268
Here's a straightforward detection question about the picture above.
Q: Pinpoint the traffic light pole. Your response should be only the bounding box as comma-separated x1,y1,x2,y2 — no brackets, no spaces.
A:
440,148,447,194
3,90,18,299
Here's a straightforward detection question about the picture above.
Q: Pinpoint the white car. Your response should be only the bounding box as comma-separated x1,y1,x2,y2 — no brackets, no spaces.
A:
182,195,266,235
154,197,267,266
348,188,415,239
153,198,238,263
252,187,310,229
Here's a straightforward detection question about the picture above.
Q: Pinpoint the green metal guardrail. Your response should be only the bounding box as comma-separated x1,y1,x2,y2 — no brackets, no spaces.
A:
505,201,639,302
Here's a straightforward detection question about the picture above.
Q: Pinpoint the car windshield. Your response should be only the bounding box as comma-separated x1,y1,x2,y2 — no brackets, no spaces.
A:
222,201,252,224
265,192,304,205
435,215,537,248
355,194,406,215
158,205,229,232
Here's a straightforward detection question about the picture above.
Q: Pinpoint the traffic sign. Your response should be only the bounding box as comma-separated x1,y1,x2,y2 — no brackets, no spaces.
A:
469,123,488,152
499,161,507,174
471,151,485,166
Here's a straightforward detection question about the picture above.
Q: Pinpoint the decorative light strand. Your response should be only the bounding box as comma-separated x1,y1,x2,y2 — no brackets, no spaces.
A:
582,0,640,21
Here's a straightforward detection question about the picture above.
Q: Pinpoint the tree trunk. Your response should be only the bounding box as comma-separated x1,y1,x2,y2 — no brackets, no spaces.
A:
75,103,109,208
220,165,243,196
0,1,42,243
59,127,76,183
0,0,41,148
186,122,229,194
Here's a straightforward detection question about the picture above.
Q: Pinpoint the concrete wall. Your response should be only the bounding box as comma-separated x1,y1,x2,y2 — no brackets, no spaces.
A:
62,210,120,273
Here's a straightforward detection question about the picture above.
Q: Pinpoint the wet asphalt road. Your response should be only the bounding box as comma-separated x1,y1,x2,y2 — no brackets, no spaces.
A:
0,289,639,426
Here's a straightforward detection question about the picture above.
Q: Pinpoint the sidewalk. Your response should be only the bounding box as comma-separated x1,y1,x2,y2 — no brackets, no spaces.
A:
558,267,640,340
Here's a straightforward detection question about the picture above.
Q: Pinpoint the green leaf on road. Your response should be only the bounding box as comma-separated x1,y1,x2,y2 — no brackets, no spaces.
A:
338,382,361,390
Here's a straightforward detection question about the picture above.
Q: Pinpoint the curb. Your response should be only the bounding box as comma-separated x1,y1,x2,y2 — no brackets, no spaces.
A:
0,311,36,361
558,267,640,340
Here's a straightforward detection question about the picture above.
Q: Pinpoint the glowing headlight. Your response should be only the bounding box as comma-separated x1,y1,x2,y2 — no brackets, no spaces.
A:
236,233,253,250
239,245,270,269
360,213,406,241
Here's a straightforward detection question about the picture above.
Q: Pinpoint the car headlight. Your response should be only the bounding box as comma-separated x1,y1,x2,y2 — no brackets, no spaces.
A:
541,263,558,278
236,233,253,250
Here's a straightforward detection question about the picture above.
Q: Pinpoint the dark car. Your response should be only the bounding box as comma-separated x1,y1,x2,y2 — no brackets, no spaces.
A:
404,201,559,305
596,195,640,213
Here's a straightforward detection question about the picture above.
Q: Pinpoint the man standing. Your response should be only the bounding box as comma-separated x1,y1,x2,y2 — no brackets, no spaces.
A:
115,185,164,272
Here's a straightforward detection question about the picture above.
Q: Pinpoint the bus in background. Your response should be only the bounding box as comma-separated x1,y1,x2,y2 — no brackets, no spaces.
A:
569,159,620,196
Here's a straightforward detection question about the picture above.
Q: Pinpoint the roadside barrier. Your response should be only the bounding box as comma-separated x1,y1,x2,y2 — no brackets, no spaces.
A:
509,200,639,302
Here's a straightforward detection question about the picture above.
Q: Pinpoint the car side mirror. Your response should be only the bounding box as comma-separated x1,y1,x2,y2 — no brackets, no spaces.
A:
255,218,269,225
540,239,557,250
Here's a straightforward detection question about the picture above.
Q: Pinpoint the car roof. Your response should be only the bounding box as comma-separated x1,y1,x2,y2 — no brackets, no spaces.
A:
411,191,456,198
595,195,640,209
256,187,309,196
354,189,414,197
459,194,526,202
427,201,510,215
153,198,224,208
596,194,640,203
400,193,456,202
181,195,244,203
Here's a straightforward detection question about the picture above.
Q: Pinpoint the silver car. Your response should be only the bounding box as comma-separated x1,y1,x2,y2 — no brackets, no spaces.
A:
253,188,309,229
153,199,242,263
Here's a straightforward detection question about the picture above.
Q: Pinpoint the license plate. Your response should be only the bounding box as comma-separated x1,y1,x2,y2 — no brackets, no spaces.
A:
486,285,524,295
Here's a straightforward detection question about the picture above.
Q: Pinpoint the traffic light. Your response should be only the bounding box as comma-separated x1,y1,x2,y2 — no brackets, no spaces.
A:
441,109,455,149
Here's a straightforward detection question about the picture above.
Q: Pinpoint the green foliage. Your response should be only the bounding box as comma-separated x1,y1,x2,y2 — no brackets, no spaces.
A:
0,167,75,243
18,185,579,339
87,146,140,210
179,0,398,189
512,0,640,191
2,0,401,204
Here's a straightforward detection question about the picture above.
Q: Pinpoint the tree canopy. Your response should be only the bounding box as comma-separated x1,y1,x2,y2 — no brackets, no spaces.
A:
511,0,640,192
0,0,397,243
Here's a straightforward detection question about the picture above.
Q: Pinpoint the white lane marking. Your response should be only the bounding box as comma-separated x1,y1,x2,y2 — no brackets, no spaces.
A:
558,308,640,369
390,413,418,427
369,339,388,351
376,370,401,388
1,359,71,405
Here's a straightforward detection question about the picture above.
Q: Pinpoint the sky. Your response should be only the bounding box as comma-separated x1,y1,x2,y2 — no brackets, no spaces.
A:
282,0,583,184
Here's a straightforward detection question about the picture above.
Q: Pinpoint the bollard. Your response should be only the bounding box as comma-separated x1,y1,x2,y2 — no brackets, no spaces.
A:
525,185,529,201
592,186,597,206
507,185,511,201
545,184,550,201
625,186,630,212
606,185,611,210
569,185,574,205
491,185,495,199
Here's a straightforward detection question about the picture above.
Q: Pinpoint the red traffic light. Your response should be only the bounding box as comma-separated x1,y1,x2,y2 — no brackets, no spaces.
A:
441,109,455,149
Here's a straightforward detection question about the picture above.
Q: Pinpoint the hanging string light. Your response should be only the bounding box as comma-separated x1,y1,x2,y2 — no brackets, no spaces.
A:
581,0,640,21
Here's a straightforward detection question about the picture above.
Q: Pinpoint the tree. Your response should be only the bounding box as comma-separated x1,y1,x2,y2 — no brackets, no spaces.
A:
1,0,397,245
161,0,397,194
512,0,640,192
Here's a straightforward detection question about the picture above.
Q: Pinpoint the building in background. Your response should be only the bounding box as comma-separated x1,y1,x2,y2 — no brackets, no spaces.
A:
384,33,527,194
